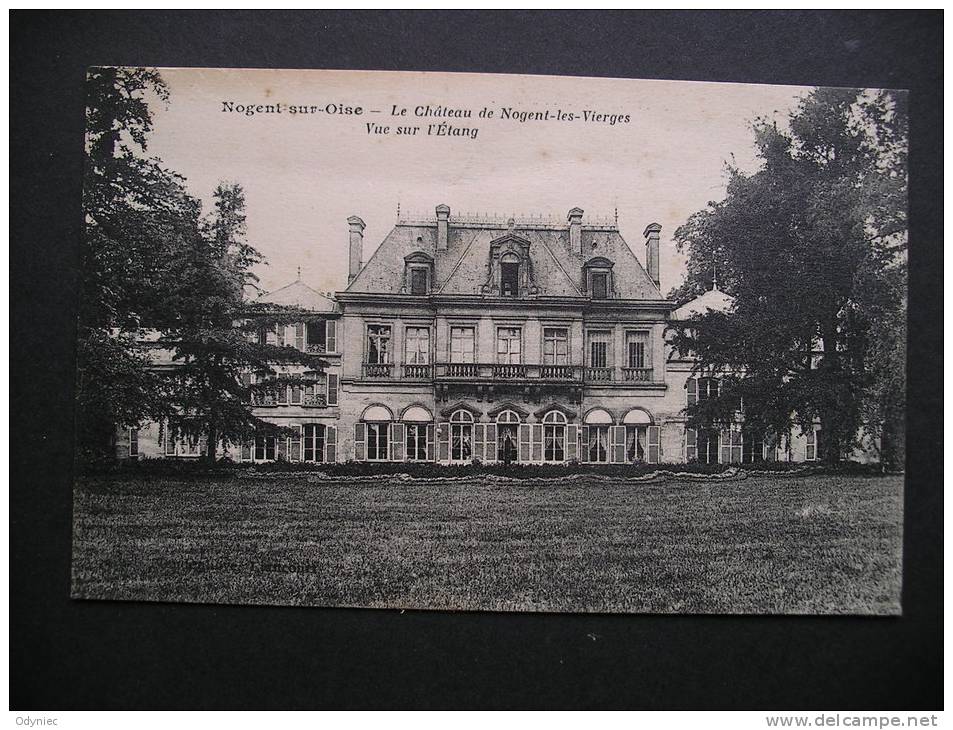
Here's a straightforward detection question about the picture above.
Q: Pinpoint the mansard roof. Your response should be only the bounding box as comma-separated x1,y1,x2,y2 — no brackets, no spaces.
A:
256,279,337,312
344,215,662,299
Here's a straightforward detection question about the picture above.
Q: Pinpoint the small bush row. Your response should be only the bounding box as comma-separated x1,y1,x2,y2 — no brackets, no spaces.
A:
82,456,892,479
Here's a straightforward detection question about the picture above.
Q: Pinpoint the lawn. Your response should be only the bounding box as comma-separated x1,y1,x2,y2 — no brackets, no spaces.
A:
71,472,903,614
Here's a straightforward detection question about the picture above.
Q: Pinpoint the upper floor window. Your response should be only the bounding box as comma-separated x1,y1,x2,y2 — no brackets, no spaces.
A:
588,330,612,368
405,327,430,365
501,258,520,297
591,272,608,299
497,327,522,364
584,257,615,299
404,250,434,296
544,327,568,365
367,324,391,364
410,267,429,295
625,330,649,368
450,326,475,363
687,376,719,406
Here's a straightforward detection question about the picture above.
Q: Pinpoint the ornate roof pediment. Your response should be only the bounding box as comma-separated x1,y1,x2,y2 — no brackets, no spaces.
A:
533,402,579,421
404,250,435,264
438,401,485,419
485,401,531,419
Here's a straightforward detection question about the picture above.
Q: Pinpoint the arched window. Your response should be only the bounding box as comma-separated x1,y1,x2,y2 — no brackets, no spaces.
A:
401,405,433,461
449,409,474,462
496,410,521,463
542,410,567,462
623,408,652,462
362,405,392,461
584,408,613,463
500,252,520,297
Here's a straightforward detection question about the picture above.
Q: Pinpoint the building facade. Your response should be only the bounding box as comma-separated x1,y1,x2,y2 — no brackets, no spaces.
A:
120,205,873,465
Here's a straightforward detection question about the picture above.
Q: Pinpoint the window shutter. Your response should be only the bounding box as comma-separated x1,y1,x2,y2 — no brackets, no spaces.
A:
291,380,302,405
685,428,697,462
166,429,177,456
390,423,405,461
326,320,337,352
325,426,337,462
531,424,543,462
426,424,435,461
354,423,366,461
648,426,661,464
719,428,731,464
484,424,497,462
580,426,590,462
277,376,288,405
610,426,626,464
518,424,531,462
731,428,742,463
327,373,339,406
289,425,301,461
437,423,450,462
687,377,697,406
566,424,578,461
277,433,288,461
473,424,485,461
158,420,165,447
278,325,286,347
295,323,305,350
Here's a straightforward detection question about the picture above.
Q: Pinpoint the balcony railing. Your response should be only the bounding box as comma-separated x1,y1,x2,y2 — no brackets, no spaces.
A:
621,367,654,382
586,366,614,382
539,364,576,380
435,363,582,381
363,362,393,378
303,392,327,407
403,363,433,379
493,363,527,379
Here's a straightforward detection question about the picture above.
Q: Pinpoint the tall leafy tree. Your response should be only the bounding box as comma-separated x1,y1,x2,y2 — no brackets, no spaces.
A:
160,183,326,461
670,88,907,465
78,67,195,460
79,67,325,463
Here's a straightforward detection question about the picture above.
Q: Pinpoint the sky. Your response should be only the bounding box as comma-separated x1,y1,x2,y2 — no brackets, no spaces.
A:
145,68,811,297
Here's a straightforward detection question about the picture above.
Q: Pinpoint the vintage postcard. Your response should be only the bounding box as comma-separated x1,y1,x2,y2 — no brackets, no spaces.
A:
71,68,906,614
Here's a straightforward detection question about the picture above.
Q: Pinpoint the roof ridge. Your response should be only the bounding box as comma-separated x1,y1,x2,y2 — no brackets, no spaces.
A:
259,278,331,301
526,229,584,297
435,228,483,294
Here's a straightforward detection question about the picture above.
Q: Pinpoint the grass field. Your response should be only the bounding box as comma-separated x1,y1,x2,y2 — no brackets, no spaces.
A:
71,473,903,614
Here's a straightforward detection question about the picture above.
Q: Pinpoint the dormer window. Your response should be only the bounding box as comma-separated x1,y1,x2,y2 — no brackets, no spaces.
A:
482,231,539,297
410,267,429,295
403,251,434,296
583,257,615,299
501,258,520,297
591,272,608,299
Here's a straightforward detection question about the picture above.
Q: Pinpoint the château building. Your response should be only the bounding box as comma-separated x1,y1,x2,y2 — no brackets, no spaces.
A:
118,205,875,465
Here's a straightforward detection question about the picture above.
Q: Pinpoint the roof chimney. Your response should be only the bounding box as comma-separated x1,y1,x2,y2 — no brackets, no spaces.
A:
568,207,584,255
643,222,661,289
347,215,365,284
436,204,450,251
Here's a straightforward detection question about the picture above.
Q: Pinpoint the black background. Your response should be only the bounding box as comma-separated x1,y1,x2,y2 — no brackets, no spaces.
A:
10,10,942,710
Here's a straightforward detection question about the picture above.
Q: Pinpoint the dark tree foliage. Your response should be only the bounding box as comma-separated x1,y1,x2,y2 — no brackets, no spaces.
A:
78,68,324,462
669,88,907,465
160,183,326,460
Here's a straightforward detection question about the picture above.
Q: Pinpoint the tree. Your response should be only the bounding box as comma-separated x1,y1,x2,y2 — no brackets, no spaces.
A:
78,67,199,459
79,68,325,463
670,87,907,465
159,183,326,461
